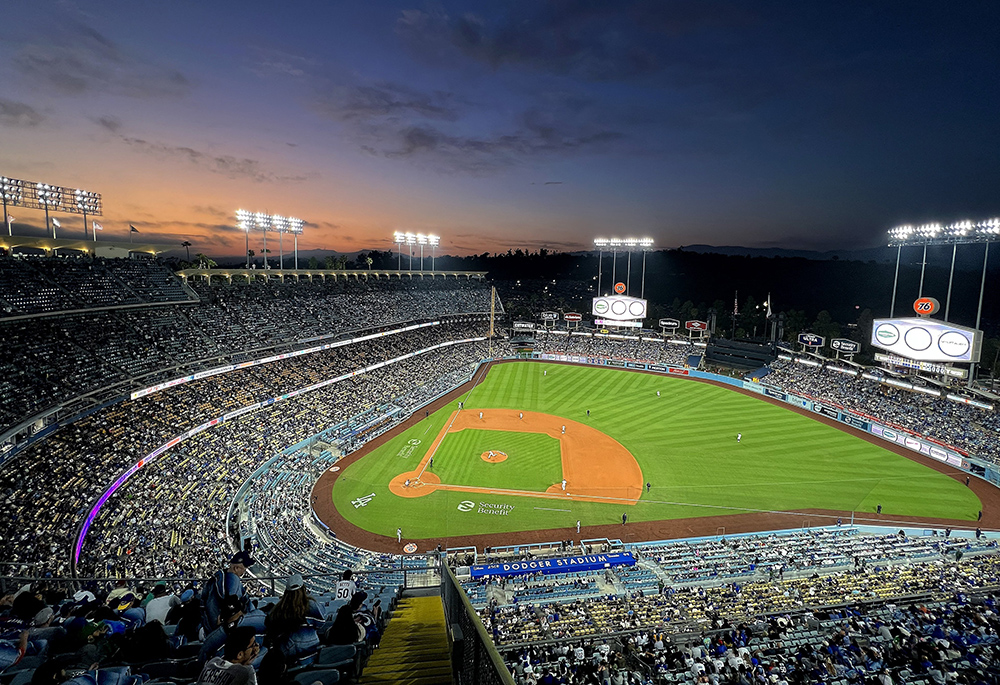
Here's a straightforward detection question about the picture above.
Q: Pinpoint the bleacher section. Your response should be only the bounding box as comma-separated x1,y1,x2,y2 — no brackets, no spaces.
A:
704,337,777,370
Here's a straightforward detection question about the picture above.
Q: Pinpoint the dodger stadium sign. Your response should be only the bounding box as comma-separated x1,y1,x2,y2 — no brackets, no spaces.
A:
470,552,636,578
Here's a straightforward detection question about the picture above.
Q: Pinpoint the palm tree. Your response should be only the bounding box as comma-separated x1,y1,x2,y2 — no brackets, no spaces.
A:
181,240,192,260
194,252,217,268
365,255,373,270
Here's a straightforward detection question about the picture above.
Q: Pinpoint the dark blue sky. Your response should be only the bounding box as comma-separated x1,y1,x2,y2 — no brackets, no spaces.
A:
1,0,997,254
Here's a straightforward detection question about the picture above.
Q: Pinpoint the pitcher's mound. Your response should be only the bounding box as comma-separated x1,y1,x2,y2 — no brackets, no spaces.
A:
480,450,509,463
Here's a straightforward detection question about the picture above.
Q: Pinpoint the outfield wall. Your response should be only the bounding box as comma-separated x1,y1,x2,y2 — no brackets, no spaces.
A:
530,352,999,485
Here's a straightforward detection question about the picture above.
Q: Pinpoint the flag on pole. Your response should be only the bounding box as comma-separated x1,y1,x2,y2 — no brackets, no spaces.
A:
52,218,61,228
765,293,773,319
130,225,139,233
733,290,739,316
5,215,13,224
93,221,103,231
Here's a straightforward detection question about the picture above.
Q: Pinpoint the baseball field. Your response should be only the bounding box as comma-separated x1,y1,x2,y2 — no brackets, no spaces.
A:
327,362,982,542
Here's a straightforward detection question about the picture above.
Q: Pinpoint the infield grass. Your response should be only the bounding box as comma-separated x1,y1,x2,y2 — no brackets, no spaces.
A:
331,362,981,539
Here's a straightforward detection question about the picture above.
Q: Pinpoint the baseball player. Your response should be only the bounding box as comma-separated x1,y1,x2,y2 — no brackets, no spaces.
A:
397,528,402,543
561,479,567,491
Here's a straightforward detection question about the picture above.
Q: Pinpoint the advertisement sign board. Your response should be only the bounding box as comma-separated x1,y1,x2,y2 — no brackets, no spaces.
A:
592,296,647,321
471,552,635,578
564,312,582,322
512,321,534,331
594,318,642,328
685,320,708,331
541,311,559,322
798,332,825,347
872,318,981,363
659,318,680,329
830,338,860,354
873,353,967,379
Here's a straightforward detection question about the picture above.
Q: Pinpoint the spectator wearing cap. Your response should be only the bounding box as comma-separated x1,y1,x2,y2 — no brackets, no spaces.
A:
264,574,321,663
196,625,261,685
202,551,255,632
145,583,181,625
199,594,268,667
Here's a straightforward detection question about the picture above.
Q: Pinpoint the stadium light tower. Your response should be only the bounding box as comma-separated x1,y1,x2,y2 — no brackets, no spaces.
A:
75,189,101,239
36,183,62,237
429,234,440,270
236,209,253,268
1,177,24,236
288,218,304,270
393,231,405,270
593,237,654,297
273,215,289,270
888,218,1000,384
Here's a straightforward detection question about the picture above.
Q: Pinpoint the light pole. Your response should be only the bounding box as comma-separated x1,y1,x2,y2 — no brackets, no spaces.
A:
1,178,23,237
429,234,440,270
887,218,1000,386
394,232,405,270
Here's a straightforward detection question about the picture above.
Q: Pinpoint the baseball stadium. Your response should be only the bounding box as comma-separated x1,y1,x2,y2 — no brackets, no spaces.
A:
1,232,999,685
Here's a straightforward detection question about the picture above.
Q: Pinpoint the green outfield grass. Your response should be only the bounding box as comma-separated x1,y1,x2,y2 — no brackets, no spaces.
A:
331,362,982,539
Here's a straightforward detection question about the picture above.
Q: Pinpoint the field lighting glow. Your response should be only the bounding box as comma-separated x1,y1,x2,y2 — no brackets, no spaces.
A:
235,209,305,233
393,231,439,246
888,218,1000,246
594,237,654,249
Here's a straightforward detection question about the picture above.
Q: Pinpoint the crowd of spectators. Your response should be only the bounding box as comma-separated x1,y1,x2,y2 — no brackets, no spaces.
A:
533,331,696,367
0,320,495,578
0,255,191,317
0,557,394,683
764,362,1000,462
0,262,490,431
502,593,1000,685
472,529,1000,647
81,341,495,580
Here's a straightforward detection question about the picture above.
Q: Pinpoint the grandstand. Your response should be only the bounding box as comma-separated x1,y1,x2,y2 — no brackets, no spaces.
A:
1,253,999,685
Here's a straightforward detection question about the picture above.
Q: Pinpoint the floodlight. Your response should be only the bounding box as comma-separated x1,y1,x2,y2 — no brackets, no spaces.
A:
888,218,1000,246
417,233,428,245
394,231,405,244
428,234,440,246
405,232,417,244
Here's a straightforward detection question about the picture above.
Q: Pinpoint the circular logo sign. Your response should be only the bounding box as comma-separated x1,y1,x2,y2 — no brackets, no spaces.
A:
913,297,940,316
874,323,900,345
903,326,932,351
614,282,626,294
610,299,628,315
457,500,475,512
594,300,609,314
329,466,341,472
938,331,971,358
628,301,645,317
403,543,417,554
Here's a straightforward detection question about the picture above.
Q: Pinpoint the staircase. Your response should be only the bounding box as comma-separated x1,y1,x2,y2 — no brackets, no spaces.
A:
361,594,453,685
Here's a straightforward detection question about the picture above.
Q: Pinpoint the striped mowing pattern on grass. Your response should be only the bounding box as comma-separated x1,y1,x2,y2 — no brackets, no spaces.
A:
331,362,981,538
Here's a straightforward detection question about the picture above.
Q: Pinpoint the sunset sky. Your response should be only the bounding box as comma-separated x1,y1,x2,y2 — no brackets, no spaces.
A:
1,1,997,257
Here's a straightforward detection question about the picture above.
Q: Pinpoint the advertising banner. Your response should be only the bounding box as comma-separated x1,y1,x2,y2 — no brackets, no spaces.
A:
470,552,635,578
685,320,708,331
513,321,535,331
667,368,690,376
798,333,825,347
869,423,964,463
871,317,981,363
762,387,786,400
831,338,860,354
873,353,968,379
564,313,582,322
839,414,869,431
659,318,680,329
592,296,647,321
812,402,840,420
595,318,642,328
541,311,559,322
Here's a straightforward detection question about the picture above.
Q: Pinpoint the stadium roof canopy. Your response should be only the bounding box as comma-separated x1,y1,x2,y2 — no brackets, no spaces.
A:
0,235,172,256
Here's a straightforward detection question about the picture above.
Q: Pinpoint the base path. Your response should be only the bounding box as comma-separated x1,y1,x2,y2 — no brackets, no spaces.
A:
389,409,644,504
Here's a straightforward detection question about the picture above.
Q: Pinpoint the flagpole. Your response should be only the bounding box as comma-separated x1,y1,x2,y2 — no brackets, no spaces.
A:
83,209,88,239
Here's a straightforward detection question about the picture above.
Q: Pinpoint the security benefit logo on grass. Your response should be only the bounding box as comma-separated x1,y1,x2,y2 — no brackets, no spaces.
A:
458,500,515,516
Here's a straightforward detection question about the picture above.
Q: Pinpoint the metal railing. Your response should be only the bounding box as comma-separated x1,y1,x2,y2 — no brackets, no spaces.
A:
441,563,515,685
